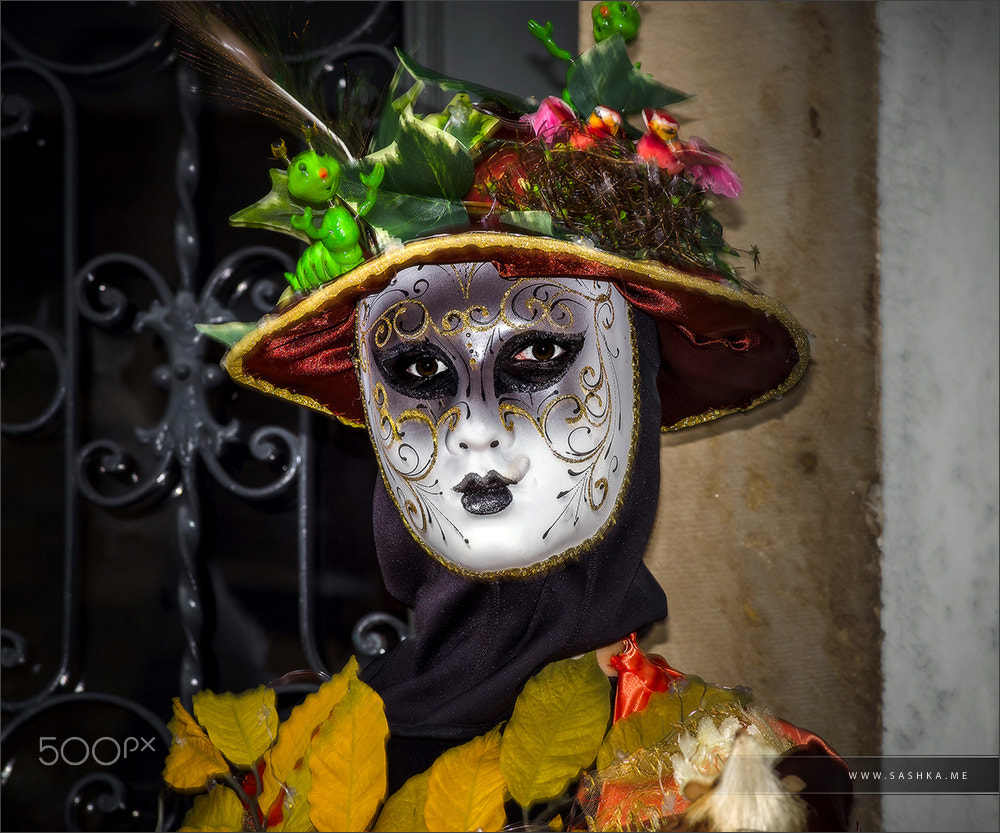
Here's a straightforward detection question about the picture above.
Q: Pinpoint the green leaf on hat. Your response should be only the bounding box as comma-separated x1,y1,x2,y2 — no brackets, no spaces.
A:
228,168,311,243
497,210,583,244
362,190,468,246
423,93,500,151
499,210,559,237
395,48,535,114
371,71,425,154
365,109,475,202
568,35,689,118
196,321,257,349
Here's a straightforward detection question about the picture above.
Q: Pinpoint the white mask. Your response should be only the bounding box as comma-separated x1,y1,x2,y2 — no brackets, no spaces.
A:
355,261,638,575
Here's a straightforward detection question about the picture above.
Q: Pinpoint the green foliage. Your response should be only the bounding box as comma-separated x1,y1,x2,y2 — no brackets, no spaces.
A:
364,109,474,202
196,321,258,350
163,655,759,832
394,48,535,115
597,675,752,770
229,168,312,243
567,35,689,121
499,653,611,807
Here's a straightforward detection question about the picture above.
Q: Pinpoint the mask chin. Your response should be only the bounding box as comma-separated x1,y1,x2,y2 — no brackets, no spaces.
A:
356,261,640,575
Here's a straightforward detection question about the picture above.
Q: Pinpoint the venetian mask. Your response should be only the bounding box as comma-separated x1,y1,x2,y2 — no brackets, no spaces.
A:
355,261,639,575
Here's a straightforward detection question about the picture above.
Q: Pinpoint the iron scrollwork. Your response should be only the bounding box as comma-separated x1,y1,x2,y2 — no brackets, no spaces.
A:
2,3,406,830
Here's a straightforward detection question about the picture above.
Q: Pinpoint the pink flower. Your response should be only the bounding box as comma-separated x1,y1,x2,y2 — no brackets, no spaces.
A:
522,96,578,145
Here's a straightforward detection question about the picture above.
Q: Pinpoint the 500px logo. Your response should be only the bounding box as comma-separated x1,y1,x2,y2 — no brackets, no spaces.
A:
38,736,156,767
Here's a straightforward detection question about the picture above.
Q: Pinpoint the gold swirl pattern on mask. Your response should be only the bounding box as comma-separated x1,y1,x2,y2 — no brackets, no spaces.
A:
496,297,623,518
374,399,474,545
367,277,600,352
370,300,432,348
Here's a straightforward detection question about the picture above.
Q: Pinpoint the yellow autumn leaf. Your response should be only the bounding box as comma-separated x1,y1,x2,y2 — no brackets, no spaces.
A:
178,783,246,832
308,678,389,832
373,770,430,833
425,727,507,832
596,675,752,770
500,653,611,807
274,752,316,833
163,698,231,792
193,685,279,767
260,657,359,812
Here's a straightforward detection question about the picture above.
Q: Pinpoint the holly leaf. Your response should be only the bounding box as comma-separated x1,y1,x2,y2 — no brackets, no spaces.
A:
178,784,246,832
365,108,475,202
424,727,507,832
195,321,257,350
596,676,753,770
373,771,430,833
259,657,359,815
499,654,611,807
350,104,474,244
162,698,231,792
228,168,311,243
192,686,279,768
308,678,389,832
497,210,586,244
568,35,689,118
362,190,468,246
424,93,500,151
372,71,425,153
395,48,535,115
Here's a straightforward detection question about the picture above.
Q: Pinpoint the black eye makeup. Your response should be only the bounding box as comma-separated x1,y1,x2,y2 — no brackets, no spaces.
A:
375,342,458,399
495,331,585,394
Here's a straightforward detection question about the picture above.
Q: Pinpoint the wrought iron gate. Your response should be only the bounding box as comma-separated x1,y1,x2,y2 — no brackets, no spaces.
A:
1,3,408,829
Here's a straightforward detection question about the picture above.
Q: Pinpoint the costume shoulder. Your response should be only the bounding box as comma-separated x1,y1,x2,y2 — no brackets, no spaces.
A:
583,635,853,832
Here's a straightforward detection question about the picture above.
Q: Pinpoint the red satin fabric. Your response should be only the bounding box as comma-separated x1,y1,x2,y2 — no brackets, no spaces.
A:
241,299,367,425
616,280,795,428
610,633,685,722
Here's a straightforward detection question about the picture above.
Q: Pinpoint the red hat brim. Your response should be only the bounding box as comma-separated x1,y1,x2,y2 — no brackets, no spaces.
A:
223,232,809,431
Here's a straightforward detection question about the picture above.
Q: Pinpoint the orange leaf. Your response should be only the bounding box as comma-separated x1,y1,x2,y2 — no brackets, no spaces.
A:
260,657,359,813
308,678,389,832
163,698,231,792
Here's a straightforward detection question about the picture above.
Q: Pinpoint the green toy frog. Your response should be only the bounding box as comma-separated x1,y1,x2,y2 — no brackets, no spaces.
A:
528,1,642,106
529,1,641,61
283,148,384,293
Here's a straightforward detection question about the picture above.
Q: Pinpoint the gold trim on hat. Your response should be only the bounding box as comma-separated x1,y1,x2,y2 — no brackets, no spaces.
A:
223,232,810,432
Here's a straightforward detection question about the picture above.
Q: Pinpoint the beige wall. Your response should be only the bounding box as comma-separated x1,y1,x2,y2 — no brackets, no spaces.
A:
579,3,882,824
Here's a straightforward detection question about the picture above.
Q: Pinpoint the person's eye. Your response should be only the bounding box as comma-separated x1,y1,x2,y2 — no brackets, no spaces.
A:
511,341,566,363
376,345,458,399
404,356,449,379
497,333,583,393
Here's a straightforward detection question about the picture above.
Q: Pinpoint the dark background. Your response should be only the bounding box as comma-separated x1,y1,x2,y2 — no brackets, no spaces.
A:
0,2,575,829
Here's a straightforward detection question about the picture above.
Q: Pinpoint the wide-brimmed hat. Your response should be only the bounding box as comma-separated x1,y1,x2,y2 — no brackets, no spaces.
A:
189,11,810,431
222,230,808,432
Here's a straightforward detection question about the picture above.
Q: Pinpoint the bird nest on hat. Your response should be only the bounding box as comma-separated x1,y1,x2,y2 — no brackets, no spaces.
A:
467,119,737,278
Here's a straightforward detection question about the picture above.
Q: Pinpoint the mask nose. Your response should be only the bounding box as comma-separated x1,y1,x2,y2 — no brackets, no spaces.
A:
445,402,513,456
